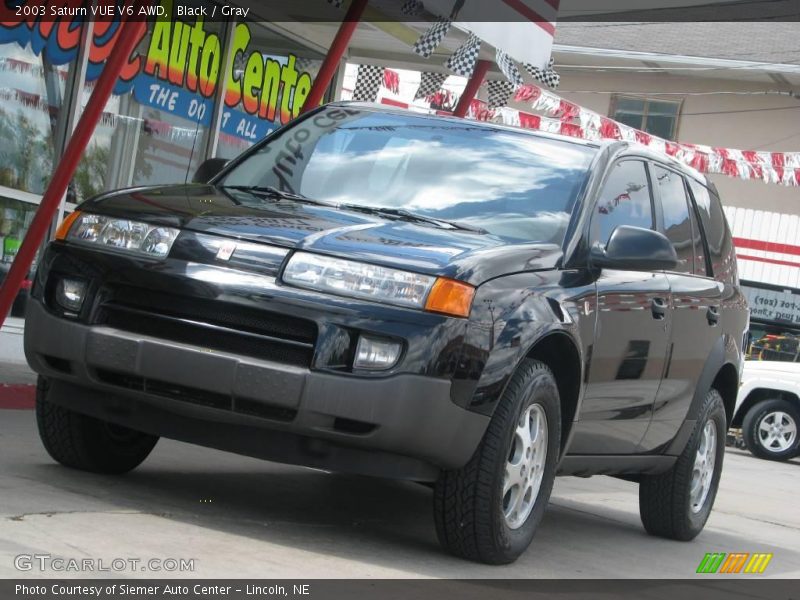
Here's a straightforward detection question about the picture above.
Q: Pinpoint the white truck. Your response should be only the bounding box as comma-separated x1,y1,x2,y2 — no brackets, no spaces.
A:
733,359,800,461
723,207,800,462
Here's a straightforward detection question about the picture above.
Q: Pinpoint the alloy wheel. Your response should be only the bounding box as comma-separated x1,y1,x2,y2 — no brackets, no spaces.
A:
690,419,717,514
758,410,798,453
503,403,548,529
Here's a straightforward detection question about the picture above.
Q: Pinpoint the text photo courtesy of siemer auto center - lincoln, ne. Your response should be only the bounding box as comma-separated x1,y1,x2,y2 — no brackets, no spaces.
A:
0,0,799,596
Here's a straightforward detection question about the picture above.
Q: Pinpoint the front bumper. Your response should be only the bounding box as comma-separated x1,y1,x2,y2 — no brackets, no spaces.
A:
25,300,489,480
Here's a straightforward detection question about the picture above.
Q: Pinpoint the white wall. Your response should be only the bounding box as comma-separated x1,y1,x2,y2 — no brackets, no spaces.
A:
503,71,800,214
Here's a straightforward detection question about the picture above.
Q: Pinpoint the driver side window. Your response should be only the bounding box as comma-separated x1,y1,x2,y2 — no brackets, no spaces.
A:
591,160,654,246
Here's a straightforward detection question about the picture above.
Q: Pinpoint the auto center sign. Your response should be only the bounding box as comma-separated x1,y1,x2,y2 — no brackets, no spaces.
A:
745,285,800,326
0,1,318,141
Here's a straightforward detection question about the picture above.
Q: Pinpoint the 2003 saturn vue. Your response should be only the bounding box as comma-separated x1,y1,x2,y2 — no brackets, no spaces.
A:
25,103,748,564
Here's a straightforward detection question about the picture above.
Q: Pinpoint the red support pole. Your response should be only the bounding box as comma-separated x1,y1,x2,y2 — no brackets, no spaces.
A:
0,17,147,327
300,0,369,114
453,59,492,118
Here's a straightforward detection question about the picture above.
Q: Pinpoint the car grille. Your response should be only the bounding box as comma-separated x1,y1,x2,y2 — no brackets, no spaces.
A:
94,369,298,422
93,285,317,367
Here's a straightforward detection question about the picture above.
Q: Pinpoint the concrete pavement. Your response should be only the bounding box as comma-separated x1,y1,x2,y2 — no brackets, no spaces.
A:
1,404,798,579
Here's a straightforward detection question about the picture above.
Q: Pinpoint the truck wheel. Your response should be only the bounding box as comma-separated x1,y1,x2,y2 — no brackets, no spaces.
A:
433,359,560,564
742,398,799,462
36,377,158,474
639,388,726,541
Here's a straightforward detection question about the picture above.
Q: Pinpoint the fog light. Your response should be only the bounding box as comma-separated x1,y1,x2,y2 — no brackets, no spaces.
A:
354,335,402,371
56,278,86,313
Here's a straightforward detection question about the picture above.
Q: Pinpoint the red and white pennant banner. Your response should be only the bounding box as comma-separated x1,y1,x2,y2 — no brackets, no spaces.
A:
473,84,800,187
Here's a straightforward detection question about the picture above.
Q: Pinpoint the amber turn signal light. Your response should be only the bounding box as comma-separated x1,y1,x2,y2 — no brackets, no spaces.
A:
55,211,81,241
425,278,475,318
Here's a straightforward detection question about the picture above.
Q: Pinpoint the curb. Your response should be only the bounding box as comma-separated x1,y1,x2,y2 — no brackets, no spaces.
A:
0,384,36,410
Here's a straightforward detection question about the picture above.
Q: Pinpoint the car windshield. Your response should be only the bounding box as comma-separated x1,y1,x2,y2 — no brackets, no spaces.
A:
221,107,596,244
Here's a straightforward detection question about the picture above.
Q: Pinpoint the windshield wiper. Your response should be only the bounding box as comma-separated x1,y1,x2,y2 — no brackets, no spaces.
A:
220,185,334,206
338,204,487,234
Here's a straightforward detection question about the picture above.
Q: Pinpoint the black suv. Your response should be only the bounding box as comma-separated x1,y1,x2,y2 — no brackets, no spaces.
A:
25,104,748,564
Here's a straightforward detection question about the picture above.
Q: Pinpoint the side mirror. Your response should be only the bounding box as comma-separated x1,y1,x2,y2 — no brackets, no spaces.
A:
590,225,678,272
192,158,229,184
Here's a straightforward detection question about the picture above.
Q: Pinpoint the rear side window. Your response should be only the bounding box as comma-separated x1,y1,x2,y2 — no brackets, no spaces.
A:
592,160,654,245
653,165,703,275
688,180,736,281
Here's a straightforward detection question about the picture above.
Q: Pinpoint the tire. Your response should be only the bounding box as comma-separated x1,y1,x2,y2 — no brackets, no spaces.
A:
639,388,726,541
742,398,800,462
35,376,158,474
433,359,560,564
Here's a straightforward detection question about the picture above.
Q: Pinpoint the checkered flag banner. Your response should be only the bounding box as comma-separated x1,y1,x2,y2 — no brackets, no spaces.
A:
295,56,320,75
327,0,344,8
445,33,481,77
413,18,452,58
523,57,560,89
415,71,448,100
401,0,424,15
496,49,523,88
352,64,385,102
233,51,247,74
487,80,515,109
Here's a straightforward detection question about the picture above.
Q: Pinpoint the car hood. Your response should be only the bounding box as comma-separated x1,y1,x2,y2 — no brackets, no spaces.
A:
81,184,563,285
743,360,800,377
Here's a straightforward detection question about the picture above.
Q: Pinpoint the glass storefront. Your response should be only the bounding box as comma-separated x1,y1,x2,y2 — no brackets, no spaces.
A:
0,3,324,322
0,44,69,195
0,197,35,264
0,4,324,196
81,17,228,196
76,13,323,197
0,196,37,316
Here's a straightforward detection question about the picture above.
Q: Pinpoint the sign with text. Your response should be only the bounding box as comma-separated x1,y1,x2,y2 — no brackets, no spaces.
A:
745,285,800,325
0,1,320,142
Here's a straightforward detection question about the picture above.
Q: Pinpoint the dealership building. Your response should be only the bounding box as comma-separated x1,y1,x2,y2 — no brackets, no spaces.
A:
1,3,800,357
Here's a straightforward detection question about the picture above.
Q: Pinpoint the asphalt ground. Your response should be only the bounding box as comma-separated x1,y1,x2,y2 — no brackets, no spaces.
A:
0,363,798,579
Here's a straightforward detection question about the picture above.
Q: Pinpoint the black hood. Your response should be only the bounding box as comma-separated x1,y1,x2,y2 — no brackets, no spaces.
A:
81,184,563,285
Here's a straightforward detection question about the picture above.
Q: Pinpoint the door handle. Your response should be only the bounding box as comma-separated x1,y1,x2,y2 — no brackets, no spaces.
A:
707,306,720,326
651,297,667,320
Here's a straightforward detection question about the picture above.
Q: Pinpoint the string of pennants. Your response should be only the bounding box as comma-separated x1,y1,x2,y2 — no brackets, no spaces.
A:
340,0,561,103
352,53,560,104
0,86,60,114
351,65,401,101
477,84,800,188
0,57,70,82
347,65,800,188
332,1,798,188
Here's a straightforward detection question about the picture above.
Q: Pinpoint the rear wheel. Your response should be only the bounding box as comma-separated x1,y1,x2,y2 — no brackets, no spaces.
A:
433,359,560,564
639,388,726,541
742,398,800,462
36,376,158,474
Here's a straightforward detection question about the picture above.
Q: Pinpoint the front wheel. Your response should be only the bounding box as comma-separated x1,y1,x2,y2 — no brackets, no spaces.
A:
742,398,800,462
639,388,726,541
433,359,561,564
36,377,159,474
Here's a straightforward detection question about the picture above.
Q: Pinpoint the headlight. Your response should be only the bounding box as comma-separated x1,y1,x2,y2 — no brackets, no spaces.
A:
63,212,179,259
282,252,475,317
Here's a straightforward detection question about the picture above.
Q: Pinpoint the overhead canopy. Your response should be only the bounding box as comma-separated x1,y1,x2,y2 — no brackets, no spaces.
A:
245,0,558,76
421,0,558,69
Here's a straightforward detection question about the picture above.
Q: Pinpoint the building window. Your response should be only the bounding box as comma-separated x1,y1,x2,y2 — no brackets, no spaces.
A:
2,14,323,203
0,195,38,316
82,18,229,198
79,18,323,196
0,42,71,195
610,96,682,140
